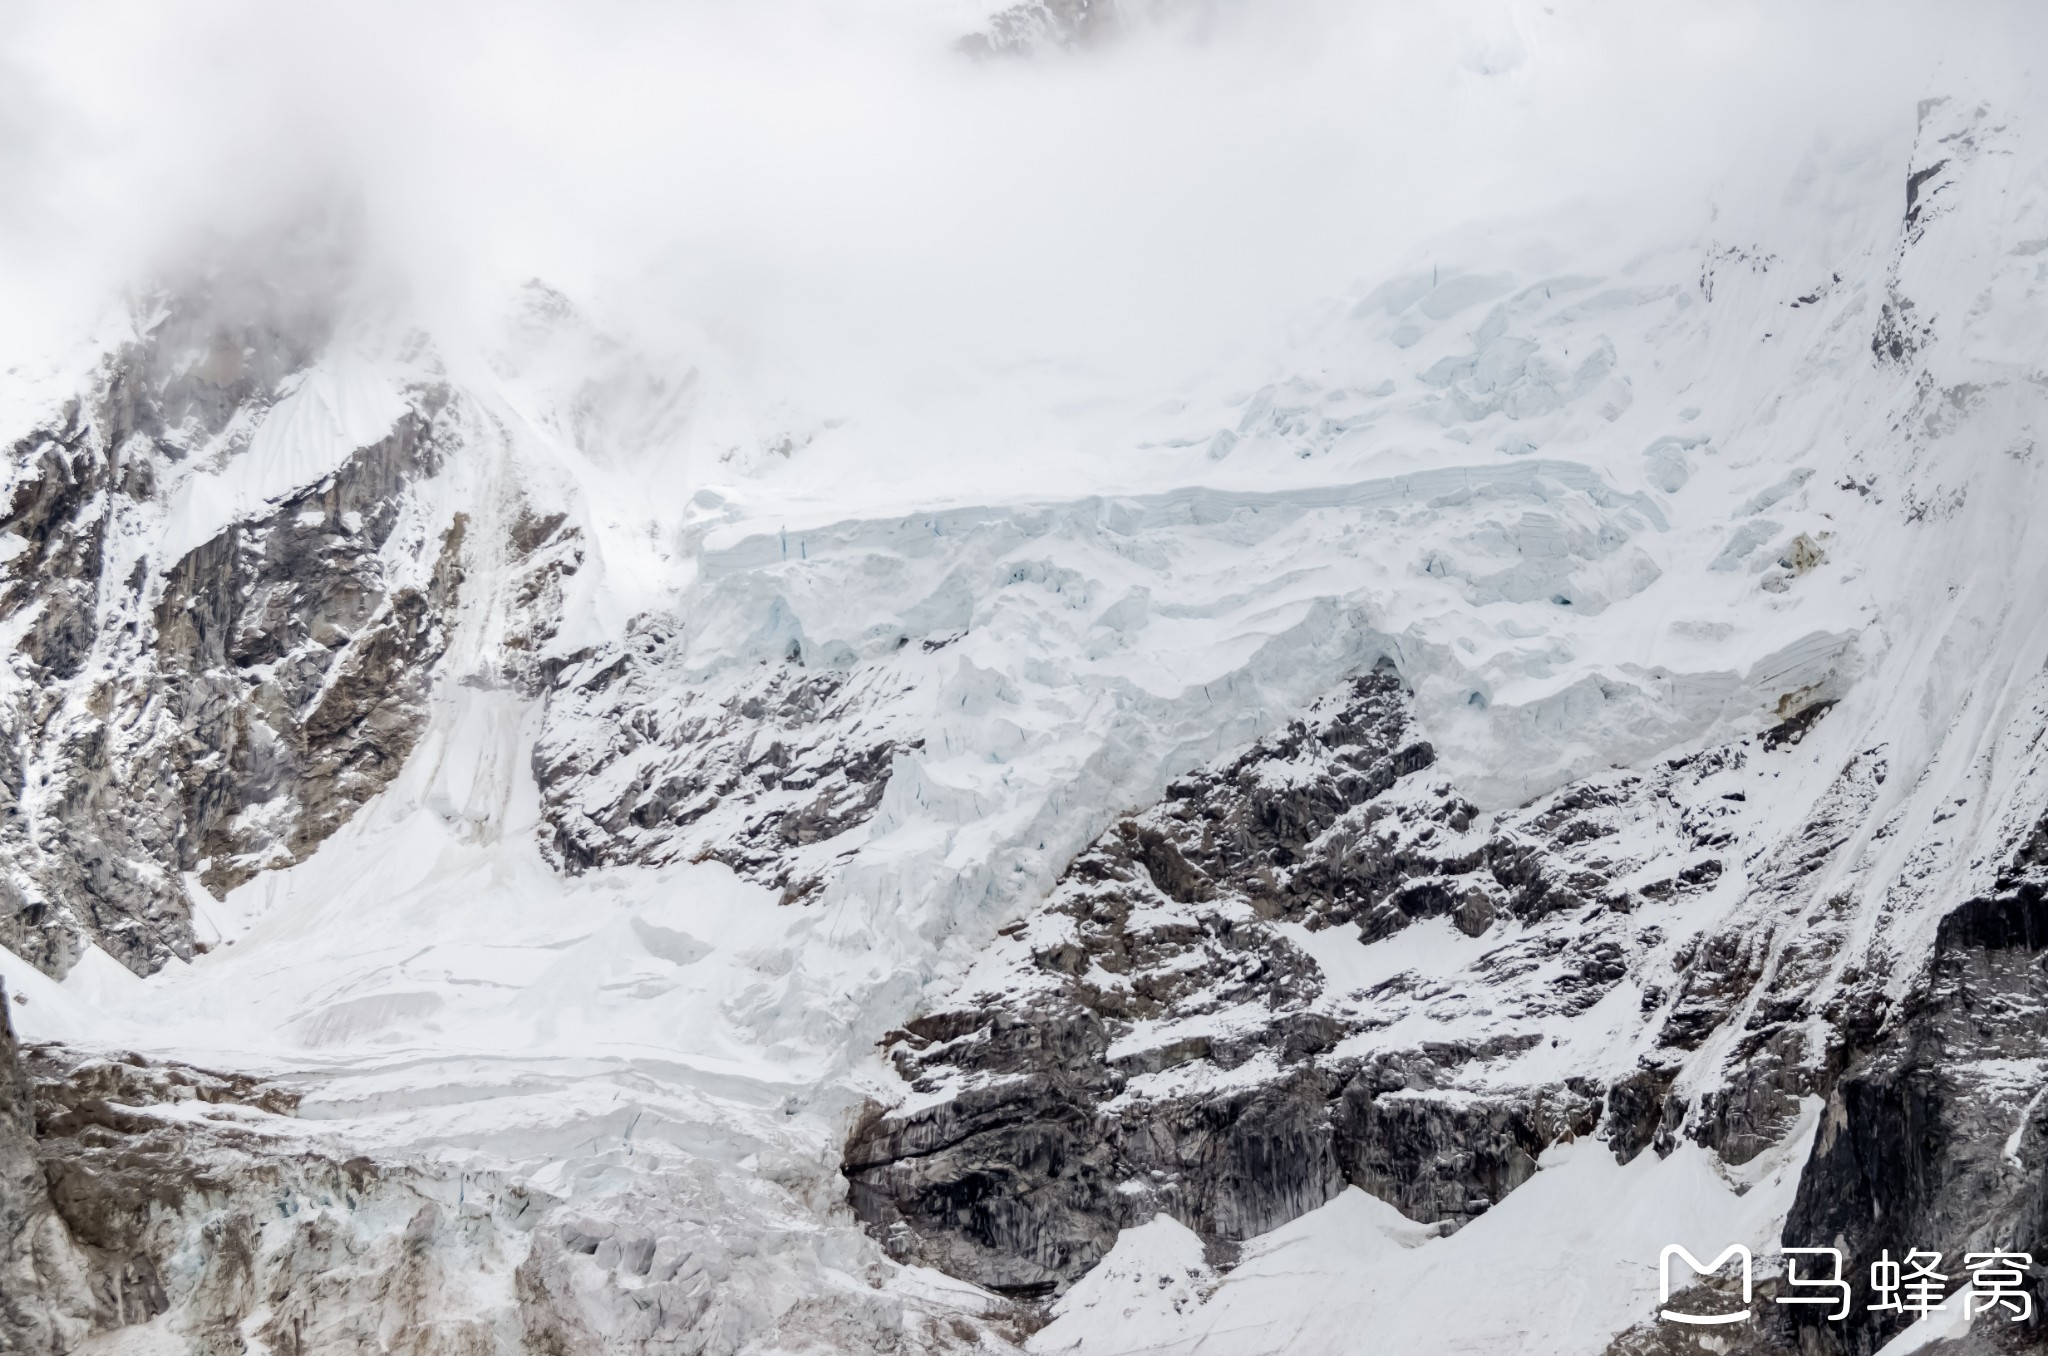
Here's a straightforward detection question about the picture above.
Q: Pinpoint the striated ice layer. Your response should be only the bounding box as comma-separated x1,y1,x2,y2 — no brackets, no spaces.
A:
1,70,2047,1356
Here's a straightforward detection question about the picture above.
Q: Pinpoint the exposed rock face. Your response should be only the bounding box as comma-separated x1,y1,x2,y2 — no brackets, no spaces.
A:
1,1030,541,1356
0,1015,1019,1356
836,635,2039,1314
0,254,471,979
1598,834,2048,1356
4,74,2046,1355
1871,96,2002,369
843,641,2048,1343
0,986,95,1356
536,636,922,899
958,0,1123,58
1775,830,2048,1355
843,661,1817,1293
150,412,465,898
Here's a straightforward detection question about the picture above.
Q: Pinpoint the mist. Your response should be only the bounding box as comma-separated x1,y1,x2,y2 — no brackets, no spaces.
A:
1,0,2037,455
8,11,2048,1351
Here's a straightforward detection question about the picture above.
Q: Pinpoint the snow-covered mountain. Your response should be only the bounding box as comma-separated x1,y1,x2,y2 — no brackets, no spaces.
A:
5,7,2048,1355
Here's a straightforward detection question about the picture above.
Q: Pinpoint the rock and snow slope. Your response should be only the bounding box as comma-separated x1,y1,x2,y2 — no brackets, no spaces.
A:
2,46,2048,1356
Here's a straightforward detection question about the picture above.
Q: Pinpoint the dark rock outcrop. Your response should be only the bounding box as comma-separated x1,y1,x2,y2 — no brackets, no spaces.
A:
2,1021,547,1354
536,642,920,900
1,985,94,1355
840,657,1929,1306
1775,835,2048,1355
0,247,472,980
958,0,1122,58
843,663,1715,1293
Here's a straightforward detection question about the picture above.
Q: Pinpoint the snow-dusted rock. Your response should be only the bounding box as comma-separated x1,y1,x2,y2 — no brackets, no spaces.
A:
4,45,2048,1356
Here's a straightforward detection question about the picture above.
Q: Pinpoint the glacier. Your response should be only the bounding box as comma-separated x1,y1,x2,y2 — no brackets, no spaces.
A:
4,5,2048,1355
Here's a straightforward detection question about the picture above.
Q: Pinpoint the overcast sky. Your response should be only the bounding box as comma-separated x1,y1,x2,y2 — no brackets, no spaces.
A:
0,1,2037,405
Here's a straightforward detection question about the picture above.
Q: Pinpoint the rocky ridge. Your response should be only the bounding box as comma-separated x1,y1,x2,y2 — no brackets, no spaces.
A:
847,652,2048,1353
536,631,925,901
843,663,1806,1293
0,253,467,979
1,76,2046,1356
820,86,2048,1354
0,985,1033,1356
0,252,605,984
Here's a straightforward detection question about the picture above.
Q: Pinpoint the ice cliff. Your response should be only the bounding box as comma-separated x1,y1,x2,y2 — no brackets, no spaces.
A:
2,47,2048,1356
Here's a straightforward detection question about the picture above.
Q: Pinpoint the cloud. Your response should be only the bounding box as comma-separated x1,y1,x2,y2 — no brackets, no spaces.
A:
0,1,2037,433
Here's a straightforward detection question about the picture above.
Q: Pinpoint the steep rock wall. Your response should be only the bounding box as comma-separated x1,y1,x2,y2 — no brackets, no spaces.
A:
0,263,473,979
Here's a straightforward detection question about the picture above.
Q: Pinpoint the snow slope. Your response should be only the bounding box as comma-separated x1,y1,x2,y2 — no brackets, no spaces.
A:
3,20,2048,1356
